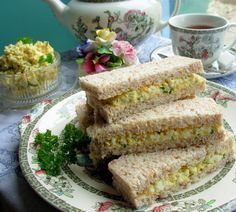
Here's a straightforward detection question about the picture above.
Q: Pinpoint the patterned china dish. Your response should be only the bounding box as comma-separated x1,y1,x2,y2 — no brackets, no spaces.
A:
19,81,236,211
44,0,180,45
150,44,236,79
168,14,236,67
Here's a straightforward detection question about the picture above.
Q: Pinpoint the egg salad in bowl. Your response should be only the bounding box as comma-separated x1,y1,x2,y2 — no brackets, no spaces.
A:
0,38,60,107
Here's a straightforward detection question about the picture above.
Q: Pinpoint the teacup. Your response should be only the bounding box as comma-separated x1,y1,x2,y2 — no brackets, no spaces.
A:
169,13,236,67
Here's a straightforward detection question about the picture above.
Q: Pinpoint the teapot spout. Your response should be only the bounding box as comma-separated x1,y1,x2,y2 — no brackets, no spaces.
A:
44,0,69,24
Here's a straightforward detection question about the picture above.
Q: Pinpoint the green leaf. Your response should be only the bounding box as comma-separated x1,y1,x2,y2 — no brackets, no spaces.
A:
39,53,54,64
97,46,113,55
222,100,228,108
76,58,84,65
107,56,123,68
17,37,32,44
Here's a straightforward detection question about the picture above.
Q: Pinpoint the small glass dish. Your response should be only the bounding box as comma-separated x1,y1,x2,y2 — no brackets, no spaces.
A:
0,52,61,108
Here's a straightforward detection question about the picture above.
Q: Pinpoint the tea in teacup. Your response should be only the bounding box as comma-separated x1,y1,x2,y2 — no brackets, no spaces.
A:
186,25,214,29
169,14,236,67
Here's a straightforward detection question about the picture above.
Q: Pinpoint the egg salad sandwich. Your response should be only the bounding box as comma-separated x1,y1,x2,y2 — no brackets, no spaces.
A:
75,102,94,132
108,131,236,208
80,55,205,123
88,97,224,165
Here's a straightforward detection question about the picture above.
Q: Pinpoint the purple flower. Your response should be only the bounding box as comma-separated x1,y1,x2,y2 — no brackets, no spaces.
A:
76,39,94,57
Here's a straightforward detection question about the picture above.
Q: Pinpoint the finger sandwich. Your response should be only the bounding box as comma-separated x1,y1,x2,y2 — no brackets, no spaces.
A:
108,131,236,208
80,56,205,123
88,97,224,165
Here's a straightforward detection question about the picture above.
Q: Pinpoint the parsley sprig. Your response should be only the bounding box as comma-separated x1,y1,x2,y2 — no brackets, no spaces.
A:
35,130,62,176
34,123,91,176
17,37,33,44
39,53,54,64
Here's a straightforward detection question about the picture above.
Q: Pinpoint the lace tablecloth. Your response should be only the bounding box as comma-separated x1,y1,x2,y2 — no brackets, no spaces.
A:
0,35,236,211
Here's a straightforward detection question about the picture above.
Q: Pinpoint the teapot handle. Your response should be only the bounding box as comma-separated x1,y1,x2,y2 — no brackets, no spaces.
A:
158,0,181,30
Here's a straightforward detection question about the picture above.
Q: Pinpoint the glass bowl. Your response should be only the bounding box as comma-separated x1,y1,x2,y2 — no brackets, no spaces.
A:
0,52,61,108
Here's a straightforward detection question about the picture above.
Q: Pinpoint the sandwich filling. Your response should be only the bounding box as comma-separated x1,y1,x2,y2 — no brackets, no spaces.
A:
140,151,228,197
102,74,205,107
89,125,222,162
105,125,221,149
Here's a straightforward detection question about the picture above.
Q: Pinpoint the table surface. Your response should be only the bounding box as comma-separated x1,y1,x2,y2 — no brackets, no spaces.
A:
1,35,236,212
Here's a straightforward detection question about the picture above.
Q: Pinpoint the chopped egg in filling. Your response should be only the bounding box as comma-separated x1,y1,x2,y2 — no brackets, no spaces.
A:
103,74,205,107
140,152,226,196
106,125,221,149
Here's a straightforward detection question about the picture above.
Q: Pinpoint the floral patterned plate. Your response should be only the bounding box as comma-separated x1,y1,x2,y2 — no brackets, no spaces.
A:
150,45,236,80
19,81,236,212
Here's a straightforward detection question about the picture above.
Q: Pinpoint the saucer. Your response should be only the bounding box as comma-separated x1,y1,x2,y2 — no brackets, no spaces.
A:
150,45,236,79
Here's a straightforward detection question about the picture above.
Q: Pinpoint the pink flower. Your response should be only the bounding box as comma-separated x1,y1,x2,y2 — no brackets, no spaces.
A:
33,128,39,135
42,99,52,105
82,52,110,74
201,49,209,60
22,115,31,123
97,201,113,212
153,204,170,212
35,170,46,176
210,90,220,101
112,41,137,65
124,10,145,26
210,90,236,102
218,95,236,101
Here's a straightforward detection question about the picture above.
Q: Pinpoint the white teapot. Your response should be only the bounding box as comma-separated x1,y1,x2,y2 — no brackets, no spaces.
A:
44,0,180,45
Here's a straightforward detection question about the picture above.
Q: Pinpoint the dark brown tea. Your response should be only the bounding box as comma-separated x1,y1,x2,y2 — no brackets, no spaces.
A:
186,25,215,29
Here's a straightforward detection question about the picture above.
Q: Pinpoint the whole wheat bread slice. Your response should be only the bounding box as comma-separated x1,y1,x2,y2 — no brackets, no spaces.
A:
87,97,222,141
108,131,236,208
80,56,204,100
75,103,94,132
87,80,205,123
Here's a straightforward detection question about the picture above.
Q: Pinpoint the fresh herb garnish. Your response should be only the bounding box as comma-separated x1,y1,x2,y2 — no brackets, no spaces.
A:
39,53,54,64
17,37,33,44
35,130,62,176
35,123,91,176
160,86,174,94
61,123,91,164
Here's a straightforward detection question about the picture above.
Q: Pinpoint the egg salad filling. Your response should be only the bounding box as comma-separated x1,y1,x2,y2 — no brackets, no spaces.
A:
140,152,227,196
0,39,59,97
0,40,55,74
102,74,205,107
105,125,221,149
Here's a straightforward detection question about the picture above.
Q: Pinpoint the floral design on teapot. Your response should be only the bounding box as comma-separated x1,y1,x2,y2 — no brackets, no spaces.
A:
72,9,154,44
177,35,220,60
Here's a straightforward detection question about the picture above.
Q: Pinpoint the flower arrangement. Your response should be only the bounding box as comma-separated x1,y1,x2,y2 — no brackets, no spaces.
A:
76,28,138,74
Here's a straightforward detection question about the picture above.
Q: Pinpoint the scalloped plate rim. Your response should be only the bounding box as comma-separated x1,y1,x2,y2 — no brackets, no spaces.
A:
19,81,236,211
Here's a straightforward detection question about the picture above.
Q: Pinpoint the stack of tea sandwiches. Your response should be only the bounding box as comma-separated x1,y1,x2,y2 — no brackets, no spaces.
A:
77,56,236,208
